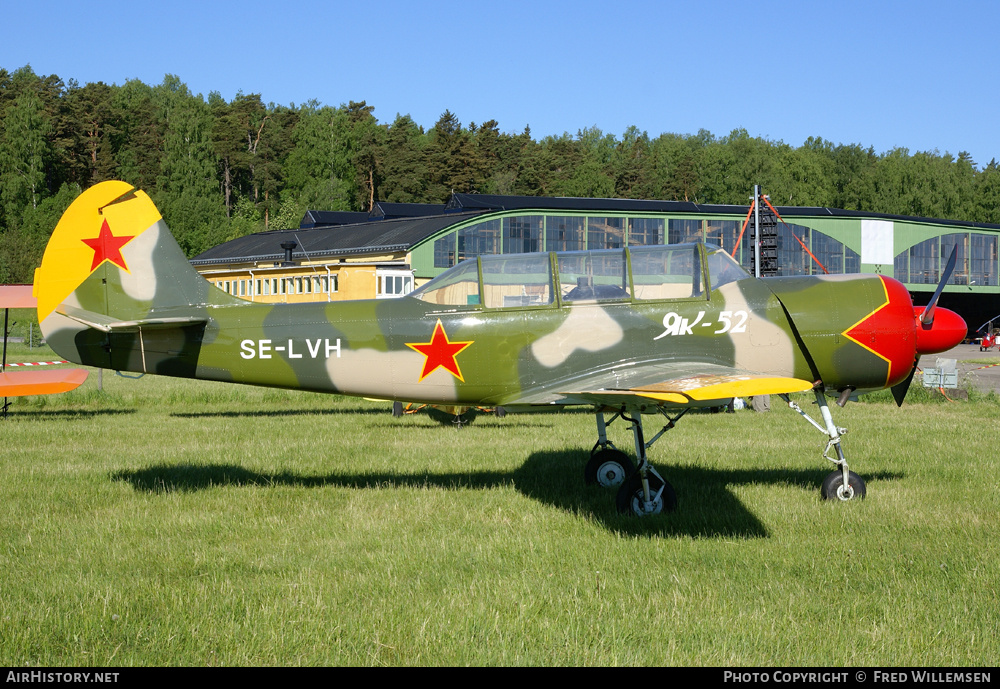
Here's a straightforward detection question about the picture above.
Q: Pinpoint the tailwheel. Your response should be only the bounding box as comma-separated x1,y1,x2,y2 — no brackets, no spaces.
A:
584,448,633,488
821,469,867,501
615,471,677,516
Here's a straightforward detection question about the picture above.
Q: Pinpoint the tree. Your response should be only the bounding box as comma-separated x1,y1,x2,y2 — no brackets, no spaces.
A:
281,102,354,213
62,81,119,186
0,87,52,228
425,110,478,202
379,114,428,202
153,76,226,256
113,79,163,191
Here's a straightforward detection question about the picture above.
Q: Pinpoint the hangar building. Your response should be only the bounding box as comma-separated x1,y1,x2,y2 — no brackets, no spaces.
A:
190,193,1000,332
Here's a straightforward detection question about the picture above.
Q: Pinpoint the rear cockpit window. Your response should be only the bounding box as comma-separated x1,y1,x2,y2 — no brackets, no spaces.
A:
630,245,703,300
557,250,630,302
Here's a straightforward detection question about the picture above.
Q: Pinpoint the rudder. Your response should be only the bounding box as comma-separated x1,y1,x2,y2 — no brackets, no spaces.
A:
34,181,240,371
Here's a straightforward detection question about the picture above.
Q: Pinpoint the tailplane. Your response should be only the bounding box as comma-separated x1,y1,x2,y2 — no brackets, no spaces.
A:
34,181,239,373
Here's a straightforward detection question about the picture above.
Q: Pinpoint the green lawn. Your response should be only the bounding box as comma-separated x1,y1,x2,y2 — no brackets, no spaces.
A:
1,345,997,666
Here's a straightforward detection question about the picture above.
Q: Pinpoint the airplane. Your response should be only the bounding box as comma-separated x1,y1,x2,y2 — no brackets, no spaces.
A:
33,181,967,515
1,284,88,418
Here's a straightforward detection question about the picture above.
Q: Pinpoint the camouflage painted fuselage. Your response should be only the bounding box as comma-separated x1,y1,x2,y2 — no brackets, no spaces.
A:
36,186,930,410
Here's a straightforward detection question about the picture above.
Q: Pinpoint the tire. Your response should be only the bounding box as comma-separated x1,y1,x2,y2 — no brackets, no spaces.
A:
615,472,677,515
584,448,633,488
820,469,867,501
427,406,477,426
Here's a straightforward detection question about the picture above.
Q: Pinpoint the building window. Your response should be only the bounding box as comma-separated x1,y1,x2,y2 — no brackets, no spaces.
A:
457,219,502,261
588,217,624,250
504,216,543,253
376,269,415,299
547,216,586,252
628,218,664,246
971,234,998,287
435,234,456,268
899,237,940,284
704,220,746,262
668,219,702,244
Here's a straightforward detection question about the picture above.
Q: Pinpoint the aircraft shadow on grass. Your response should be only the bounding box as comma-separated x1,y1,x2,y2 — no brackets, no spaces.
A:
8,409,137,419
110,451,902,539
169,408,552,430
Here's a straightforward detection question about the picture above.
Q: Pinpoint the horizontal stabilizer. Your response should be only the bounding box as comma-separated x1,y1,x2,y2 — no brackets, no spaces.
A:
0,368,89,397
56,304,208,333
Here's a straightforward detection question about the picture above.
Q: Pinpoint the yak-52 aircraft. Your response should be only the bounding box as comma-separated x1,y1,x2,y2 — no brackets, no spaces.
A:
34,181,966,515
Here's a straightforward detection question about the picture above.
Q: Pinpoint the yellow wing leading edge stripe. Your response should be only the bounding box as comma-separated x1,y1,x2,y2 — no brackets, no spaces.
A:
631,375,815,402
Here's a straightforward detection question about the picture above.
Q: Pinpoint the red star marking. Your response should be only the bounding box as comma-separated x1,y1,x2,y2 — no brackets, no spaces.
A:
843,276,916,387
81,219,135,272
406,319,474,382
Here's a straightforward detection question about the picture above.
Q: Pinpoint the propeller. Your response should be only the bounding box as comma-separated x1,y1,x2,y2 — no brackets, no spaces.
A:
920,246,958,327
891,246,961,407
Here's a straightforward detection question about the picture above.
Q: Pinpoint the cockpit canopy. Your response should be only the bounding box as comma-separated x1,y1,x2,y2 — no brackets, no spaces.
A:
410,243,749,308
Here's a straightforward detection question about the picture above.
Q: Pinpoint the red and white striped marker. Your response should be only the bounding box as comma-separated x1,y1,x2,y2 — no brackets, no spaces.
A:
4,360,70,367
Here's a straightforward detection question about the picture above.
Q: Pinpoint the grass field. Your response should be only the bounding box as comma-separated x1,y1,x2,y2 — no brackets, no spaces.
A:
1,343,998,666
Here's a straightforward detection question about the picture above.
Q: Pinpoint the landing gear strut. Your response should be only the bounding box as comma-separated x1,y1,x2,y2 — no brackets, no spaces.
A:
588,408,686,515
780,390,867,501
584,410,633,487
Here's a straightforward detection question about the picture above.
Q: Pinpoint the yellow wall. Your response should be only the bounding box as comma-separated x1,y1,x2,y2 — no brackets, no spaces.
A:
195,254,410,303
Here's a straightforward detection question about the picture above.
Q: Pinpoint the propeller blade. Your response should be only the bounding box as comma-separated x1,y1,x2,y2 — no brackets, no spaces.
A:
891,362,918,407
921,246,958,326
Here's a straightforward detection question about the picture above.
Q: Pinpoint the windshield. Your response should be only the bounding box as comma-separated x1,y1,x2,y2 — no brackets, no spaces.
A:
705,245,751,290
409,258,480,306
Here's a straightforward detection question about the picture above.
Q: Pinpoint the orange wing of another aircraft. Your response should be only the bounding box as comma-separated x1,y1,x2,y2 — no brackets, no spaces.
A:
0,285,36,308
1,284,89,402
0,368,89,397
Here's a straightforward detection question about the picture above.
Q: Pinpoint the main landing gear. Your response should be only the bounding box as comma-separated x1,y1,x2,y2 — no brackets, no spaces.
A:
587,408,687,516
779,389,867,501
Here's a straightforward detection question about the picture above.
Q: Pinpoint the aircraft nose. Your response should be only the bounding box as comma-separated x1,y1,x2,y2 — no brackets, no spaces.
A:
914,306,967,355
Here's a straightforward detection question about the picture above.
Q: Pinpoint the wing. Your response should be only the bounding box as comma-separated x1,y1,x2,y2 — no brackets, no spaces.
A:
540,361,815,409
0,368,89,398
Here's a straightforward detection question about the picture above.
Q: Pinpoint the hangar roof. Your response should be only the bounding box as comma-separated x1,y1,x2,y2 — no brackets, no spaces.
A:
194,193,1000,266
191,211,485,266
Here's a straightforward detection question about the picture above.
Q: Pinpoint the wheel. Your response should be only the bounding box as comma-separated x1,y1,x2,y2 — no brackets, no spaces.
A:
494,406,507,418
821,469,867,501
584,448,634,487
615,472,677,516
391,401,404,417
427,406,477,426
